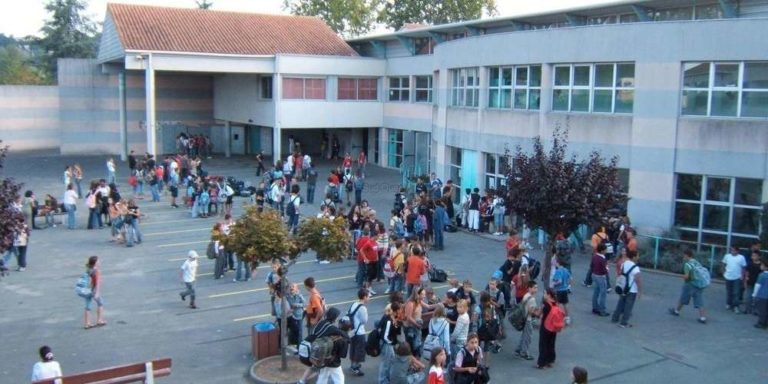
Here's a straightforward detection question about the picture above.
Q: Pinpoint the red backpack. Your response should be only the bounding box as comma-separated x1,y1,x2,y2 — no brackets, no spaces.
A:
544,304,565,333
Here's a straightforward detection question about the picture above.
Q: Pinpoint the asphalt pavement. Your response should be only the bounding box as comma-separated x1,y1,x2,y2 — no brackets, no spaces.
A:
0,151,765,384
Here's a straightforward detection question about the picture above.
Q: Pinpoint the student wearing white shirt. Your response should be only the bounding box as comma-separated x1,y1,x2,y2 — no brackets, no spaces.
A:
180,250,199,309
612,251,642,328
31,345,62,382
63,184,78,230
722,246,747,313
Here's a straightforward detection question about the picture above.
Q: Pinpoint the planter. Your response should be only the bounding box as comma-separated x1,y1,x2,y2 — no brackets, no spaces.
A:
249,355,316,384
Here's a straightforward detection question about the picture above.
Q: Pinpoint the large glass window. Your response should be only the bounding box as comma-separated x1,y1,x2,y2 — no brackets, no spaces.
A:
484,153,509,190
552,63,634,113
388,77,410,102
488,65,540,110
338,78,378,100
449,147,462,205
260,76,273,99
674,174,763,248
450,68,480,108
387,129,404,167
414,75,433,103
283,77,326,100
682,62,768,118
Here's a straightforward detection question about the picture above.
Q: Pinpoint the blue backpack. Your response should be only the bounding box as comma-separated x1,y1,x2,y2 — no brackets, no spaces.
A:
199,191,210,205
75,272,92,298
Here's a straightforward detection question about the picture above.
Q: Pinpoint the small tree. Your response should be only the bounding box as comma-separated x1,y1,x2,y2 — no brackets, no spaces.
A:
196,0,213,9
0,142,24,255
222,207,297,369
506,127,626,287
37,0,99,79
296,216,351,262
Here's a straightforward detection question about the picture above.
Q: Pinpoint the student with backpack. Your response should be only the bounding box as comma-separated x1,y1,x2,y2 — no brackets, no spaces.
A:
345,289,369,377
378,302,405,384
612,250,641,328
537,288,563,369
668,249,709,324
297,307,348,384
286,184,301,235
552,257,572,325
514,281,539,361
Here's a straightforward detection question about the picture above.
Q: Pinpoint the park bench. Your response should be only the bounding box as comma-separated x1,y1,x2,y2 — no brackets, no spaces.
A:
32,357,171,384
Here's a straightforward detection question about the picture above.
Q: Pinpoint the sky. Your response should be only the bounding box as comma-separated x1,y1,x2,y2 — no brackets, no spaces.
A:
0,0,621,38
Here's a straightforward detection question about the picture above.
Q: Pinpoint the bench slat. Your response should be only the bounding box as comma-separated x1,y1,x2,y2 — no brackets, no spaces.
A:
32,358,171,384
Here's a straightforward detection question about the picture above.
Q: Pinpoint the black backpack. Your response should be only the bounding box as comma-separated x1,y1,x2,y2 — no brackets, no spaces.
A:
524,255,541,280
286,196,298,217
365,315,387,357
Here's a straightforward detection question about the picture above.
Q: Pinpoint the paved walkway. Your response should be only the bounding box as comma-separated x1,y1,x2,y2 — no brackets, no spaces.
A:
0,152,765,383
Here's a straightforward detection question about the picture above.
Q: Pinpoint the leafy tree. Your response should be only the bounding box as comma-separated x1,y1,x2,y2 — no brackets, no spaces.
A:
196,0,213,9
222,207,297,269
0,142,25,256
296,216,351,262
283,0,382,37
37,0,98,79
0,46,48,85
378,0,497,31
505,126,626,287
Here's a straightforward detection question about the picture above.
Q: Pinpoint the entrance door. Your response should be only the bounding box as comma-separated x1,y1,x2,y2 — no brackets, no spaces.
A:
231,126,245,155
248,126,261,154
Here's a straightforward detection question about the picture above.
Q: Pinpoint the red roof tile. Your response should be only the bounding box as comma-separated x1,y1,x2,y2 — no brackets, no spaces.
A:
107,3,357,57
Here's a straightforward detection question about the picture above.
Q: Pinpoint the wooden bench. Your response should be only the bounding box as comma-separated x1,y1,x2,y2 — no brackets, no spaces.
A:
33,357,172,384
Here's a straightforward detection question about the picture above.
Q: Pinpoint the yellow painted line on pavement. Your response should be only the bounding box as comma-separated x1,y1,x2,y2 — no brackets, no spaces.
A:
233,284,449,322
144,228,211,237
157,240,209,248
209,274,356,299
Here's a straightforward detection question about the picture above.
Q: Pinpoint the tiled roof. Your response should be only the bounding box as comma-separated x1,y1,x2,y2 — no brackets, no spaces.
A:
107,3,358,57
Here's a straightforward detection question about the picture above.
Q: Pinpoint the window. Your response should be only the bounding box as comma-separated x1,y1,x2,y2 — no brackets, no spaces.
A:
674,174,763,248
414,37,434,55
282,77,326,100
682,62,768,118
451,68,480,107
484,153,509,190
388,77,410,102
260,76,273,99
553,63,634,113
414,75,433,103
338,78,378,100
387,129,404,168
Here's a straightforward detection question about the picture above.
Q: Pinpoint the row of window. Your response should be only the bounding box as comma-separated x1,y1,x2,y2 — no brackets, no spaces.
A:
682,62,768,118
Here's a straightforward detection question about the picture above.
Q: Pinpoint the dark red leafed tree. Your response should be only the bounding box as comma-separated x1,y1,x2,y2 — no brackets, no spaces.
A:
0,142,24,254
505,127,626,287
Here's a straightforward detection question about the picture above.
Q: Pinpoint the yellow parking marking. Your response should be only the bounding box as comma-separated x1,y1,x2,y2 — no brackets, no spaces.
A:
233,284,449,322
158,240,209,248
208,274,355,299
144,228,211,237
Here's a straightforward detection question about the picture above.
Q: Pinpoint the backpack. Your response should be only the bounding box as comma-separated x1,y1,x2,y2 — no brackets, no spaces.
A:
394,219,405,237
508,296,531,331
345,178,353,192
75,271,92,298
365,315,387,357
478,310,500,341
600,233,614,254
394,194,405,212
688,260,711,289
421,320,447,360
299,322,330,367
339,303,363,333
383,257,395,278
286,196,298,217
544,304,565,333
354,178,364,190
614,263,638,295
329,185,340,202
199,191,210,205
309,335,342,368
429,267,448,283
523,255,541,280
206,240,217,259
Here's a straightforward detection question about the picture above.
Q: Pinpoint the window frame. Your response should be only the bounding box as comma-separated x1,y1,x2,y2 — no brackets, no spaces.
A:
681,61,768,118
260,76,273,100
337,77,379,101
388,76,410,102
282,77,327,100
552,63,635,114
414,75,433,103
450,67,480,108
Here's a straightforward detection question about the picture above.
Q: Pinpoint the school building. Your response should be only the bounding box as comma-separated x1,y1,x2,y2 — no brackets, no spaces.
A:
2,0,767,247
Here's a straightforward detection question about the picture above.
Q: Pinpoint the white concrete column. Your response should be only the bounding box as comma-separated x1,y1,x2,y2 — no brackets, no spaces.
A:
118,70,127,161
224,121,232,158
273,58,283,162
144,54,157,156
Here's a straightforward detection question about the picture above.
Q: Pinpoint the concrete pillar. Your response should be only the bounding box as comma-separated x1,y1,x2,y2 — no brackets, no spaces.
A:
224,121,232,158
118,70,127,161
144,53,157,158
144,54,157,156
273,124,282,162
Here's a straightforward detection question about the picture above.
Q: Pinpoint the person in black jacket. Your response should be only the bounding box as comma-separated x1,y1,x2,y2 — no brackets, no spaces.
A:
298,307,348,384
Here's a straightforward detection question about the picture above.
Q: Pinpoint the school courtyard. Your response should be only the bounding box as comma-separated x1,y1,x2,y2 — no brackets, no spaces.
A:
0,152,765,383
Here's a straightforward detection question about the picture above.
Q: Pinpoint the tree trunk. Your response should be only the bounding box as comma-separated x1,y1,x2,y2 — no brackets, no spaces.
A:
280,279,289,371
542,238,556,290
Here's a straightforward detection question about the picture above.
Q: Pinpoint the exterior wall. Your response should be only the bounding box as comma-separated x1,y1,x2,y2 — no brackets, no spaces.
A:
58,59,214,155
96,13,124,63
0,86,60,151
213,74,274,126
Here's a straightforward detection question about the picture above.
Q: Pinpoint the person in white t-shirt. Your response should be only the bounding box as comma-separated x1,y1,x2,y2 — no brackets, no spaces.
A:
180,250,199,309
31,345,62,382
722,246,747,313
612,251,642,327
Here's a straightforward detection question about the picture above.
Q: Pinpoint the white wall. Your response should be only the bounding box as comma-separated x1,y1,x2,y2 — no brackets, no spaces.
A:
279,101,383,128
213,74,275,126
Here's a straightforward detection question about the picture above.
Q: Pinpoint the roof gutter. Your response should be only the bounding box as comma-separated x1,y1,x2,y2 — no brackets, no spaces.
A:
124,49,276,59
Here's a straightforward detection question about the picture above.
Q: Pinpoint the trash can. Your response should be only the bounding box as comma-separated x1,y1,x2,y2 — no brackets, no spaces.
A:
252,322,279,361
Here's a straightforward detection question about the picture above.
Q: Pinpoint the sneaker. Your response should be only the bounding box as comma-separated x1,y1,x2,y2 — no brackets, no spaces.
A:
368,289,377,296
350,368,364,377
16,267,25,272
180,293,185,301
618,323,633,328
668,308,680,316
319,260,331,265
607,287,613,293
697,317,707,324
384,288,391,294
565,316,572,326
521,353,534,360
189,304,198,309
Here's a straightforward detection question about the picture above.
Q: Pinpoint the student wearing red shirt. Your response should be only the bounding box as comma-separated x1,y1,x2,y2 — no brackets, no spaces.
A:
427,346,447,384
357,230,379,295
